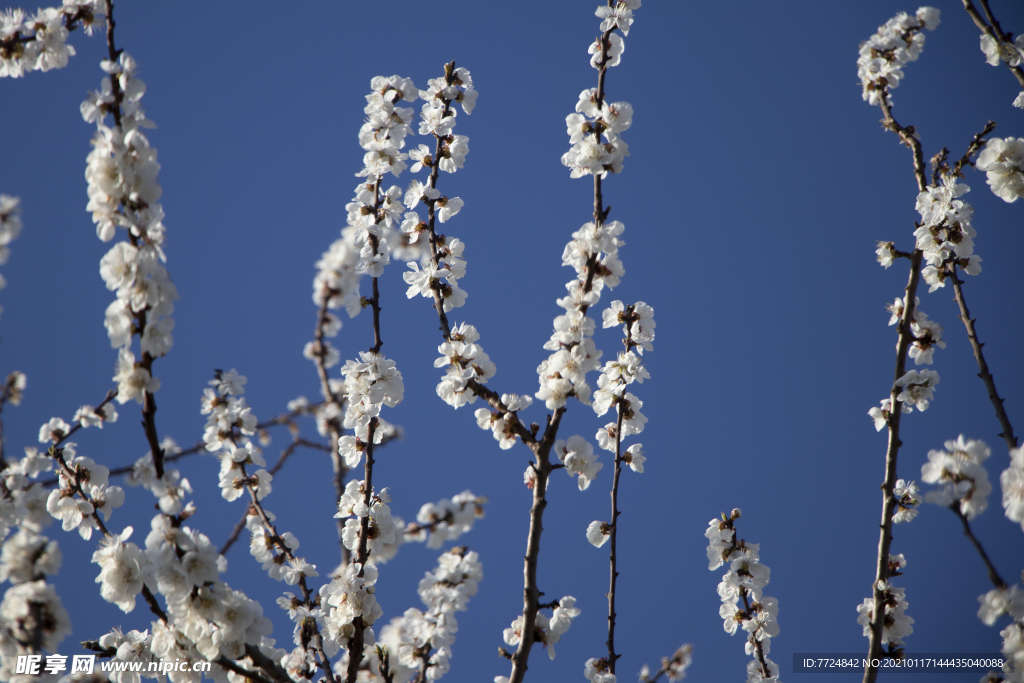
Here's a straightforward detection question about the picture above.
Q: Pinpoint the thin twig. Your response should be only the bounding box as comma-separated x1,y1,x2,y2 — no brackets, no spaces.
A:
952,121,997,178
953,506,1007,589
950,271,1018,451
606,396,625,671
220,438,329,555
311,294,350,566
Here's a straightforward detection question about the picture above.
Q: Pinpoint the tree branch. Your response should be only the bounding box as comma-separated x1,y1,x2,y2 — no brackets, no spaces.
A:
953,506,1006,589
949,271,1018,451
962,0,1024,87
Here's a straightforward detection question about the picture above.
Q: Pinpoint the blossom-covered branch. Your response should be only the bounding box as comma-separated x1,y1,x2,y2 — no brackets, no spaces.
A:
0,0,102,78
857,9,940,680
961,0,1024,95
706,511,781,682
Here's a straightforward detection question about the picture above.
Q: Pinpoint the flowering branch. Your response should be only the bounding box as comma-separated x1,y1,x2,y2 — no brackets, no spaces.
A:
638,645,693,683
961,0,1024,88
705,511,780,681
857,11,943,679
219,436,330,556
49,444,168,624
311,293,350,563
605,407,623,670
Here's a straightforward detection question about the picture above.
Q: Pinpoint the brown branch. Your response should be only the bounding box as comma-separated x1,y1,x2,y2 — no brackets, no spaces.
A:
423,61,458,341
215,657,275,683
220,437,325,555
606,395,625,671
346,170,393,683
953,121,997,178
950,271,1018,451
346,418,377,683
507,407,564,683
311,294,349,566
862,75,934,683
864,251,923,683
877,96,928,192
245,644,294,683
102,0,123,129
234,456,335,683
508,14,622,680
953,506,1007,589
962,0,1024,87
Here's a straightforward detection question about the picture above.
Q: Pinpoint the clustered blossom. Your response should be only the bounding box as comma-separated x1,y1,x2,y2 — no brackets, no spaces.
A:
310,76,419,389
913,177,981,291
977,590,1024,683
319,540,386,664
869,298,943,419
920,435,992,519
474,394,531,450
1002,447,1024,533
402,233,466,313
377,547,483,682
980,32,1024,68
96,627,156,683
141,515,275,679
0,194,22,303
0,1,102,78
562,2,639,178
313,561,379,663
399,64,475,318
554,435,602,491
201,371,322,597
340,351,404,430
638,644,693,683
82,53,177,404
91,525,149,613
705,512,781,682
34,389,273,676
584,301,653,546
0,580,70,656
72,402,118,429
892,479,921,523
352,77,418,278
894,368,940,412
857,555,914,654
1,371,26,410
406,490,487,550
593,302,652,424
995,625,1024,683
435,322,495,408
978,31,1024,108
536,220,627,410
857,7,940,107
0,440,73,683
201,372,263,502
584,657,617,683
976,137,1024,203
46,448,124,540
503,596,580,660
857,572,915,651
335,479,398,561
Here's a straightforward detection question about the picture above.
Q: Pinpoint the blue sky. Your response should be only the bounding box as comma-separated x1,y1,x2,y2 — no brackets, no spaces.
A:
2,1,1024,681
